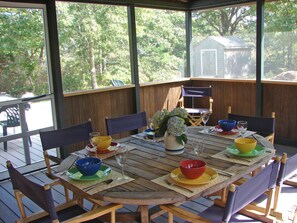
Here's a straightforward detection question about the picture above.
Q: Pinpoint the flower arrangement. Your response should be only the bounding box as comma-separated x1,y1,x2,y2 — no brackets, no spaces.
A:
151,107,188,145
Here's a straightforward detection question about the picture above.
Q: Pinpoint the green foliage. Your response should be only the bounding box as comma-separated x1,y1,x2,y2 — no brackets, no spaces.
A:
0,8,48,96
136,8,186,82
152,108,189,145
176,133,188,145
0,1,296,97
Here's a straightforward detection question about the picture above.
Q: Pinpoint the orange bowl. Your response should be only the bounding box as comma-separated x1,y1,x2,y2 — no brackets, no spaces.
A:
179,160,206,179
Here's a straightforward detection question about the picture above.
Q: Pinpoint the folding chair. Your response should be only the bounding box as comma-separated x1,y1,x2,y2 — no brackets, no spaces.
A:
6,161,123,223
161,158,280,223
228,106,275,144
105,111,147,136
178,85,213,126
40,120,93,179
271,153,297,221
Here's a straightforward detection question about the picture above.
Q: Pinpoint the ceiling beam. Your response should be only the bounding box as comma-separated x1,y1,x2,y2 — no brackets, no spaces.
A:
56,0,188,10
189,0,255,10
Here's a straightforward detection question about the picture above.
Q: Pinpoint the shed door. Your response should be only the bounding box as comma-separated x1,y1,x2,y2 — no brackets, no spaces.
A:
201,50,217,76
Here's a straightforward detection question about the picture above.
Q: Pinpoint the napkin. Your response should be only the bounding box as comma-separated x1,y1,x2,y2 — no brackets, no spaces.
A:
56,154,80,173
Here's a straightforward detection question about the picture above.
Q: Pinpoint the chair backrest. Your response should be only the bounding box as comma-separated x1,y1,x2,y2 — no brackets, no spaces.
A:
228,113,275,135
6,161,58,221
0,105,20,127
222,159,280,222
106,111,147,135
277,152,297,185
40,121,93,151
181,85,212,98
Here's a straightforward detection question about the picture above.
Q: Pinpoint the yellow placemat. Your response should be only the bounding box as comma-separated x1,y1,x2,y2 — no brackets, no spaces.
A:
152,174,228,198
57,170,134,195
211,148,275,166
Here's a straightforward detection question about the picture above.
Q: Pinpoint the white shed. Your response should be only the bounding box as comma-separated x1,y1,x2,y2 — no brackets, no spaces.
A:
191,36,252,78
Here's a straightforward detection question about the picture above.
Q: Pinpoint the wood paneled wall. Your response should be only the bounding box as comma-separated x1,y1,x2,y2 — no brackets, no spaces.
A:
64,87,134,138
263,83,297,145
64,80,297,146
192,79,297,145
140,81,189,120
64,81,188,139
191,80,257,126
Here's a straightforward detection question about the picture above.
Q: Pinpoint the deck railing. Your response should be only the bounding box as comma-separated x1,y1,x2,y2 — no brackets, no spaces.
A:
64,79,297,146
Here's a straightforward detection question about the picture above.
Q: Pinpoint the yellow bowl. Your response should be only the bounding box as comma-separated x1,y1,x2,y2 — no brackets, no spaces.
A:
234,138,257,154
92,136,112,150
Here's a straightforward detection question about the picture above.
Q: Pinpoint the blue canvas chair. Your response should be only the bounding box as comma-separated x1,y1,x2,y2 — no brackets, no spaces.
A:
271,153,297,221
105,111,147,136
161,159,280,223
40,121,93,179
178,85,213,126
227,106,275,144
6,161,123,223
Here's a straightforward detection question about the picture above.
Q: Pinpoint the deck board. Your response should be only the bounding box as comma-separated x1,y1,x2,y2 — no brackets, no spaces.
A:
0,134,56,174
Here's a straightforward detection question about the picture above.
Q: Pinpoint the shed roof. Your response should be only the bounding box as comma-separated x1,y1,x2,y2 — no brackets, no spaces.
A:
208,36,251,49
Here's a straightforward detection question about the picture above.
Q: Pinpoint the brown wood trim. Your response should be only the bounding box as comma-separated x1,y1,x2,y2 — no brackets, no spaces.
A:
190,77,256,83
261,80,297,86
140,78,190,87
64,85,135,98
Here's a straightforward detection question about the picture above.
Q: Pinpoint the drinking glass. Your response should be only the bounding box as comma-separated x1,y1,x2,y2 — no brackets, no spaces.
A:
115,146,129,180
192,139,205,158
202,112,211,127
89,132,100,147
237,121,248,137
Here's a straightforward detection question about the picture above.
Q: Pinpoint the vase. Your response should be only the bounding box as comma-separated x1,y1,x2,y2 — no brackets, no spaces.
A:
164,131,184,155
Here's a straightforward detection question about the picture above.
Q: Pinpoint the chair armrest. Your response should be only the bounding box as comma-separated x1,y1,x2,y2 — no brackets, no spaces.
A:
48,155,63,164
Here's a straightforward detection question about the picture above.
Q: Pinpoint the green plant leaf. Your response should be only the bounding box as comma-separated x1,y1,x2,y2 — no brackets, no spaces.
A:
175,134,187,145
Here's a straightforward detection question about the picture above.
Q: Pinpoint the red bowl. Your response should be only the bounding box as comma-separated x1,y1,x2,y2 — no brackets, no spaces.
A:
179,160,206,179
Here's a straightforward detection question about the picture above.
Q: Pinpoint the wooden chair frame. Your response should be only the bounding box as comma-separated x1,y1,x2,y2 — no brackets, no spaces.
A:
178,85,213,126
40,120,92,179
161,183,276,223
161,159,280,223
7,161,123,223
271,153,297,221
40,121,93,203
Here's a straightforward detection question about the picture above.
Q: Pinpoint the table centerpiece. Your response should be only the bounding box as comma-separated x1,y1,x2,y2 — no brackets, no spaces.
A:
151,108,188,155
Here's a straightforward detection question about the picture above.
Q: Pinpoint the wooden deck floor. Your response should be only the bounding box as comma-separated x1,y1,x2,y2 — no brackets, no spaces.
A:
0,134,57,180
0,135,43,171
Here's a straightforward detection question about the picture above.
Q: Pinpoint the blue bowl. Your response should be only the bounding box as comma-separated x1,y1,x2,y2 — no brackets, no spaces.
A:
218,119,236,132
75,157,102,176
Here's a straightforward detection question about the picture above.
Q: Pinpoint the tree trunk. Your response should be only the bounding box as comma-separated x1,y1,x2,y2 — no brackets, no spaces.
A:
88,36,98,89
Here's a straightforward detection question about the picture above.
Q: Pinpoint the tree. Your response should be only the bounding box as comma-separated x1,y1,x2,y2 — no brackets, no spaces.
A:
0,8,48,96
192,6,256,36
57,3,130,92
